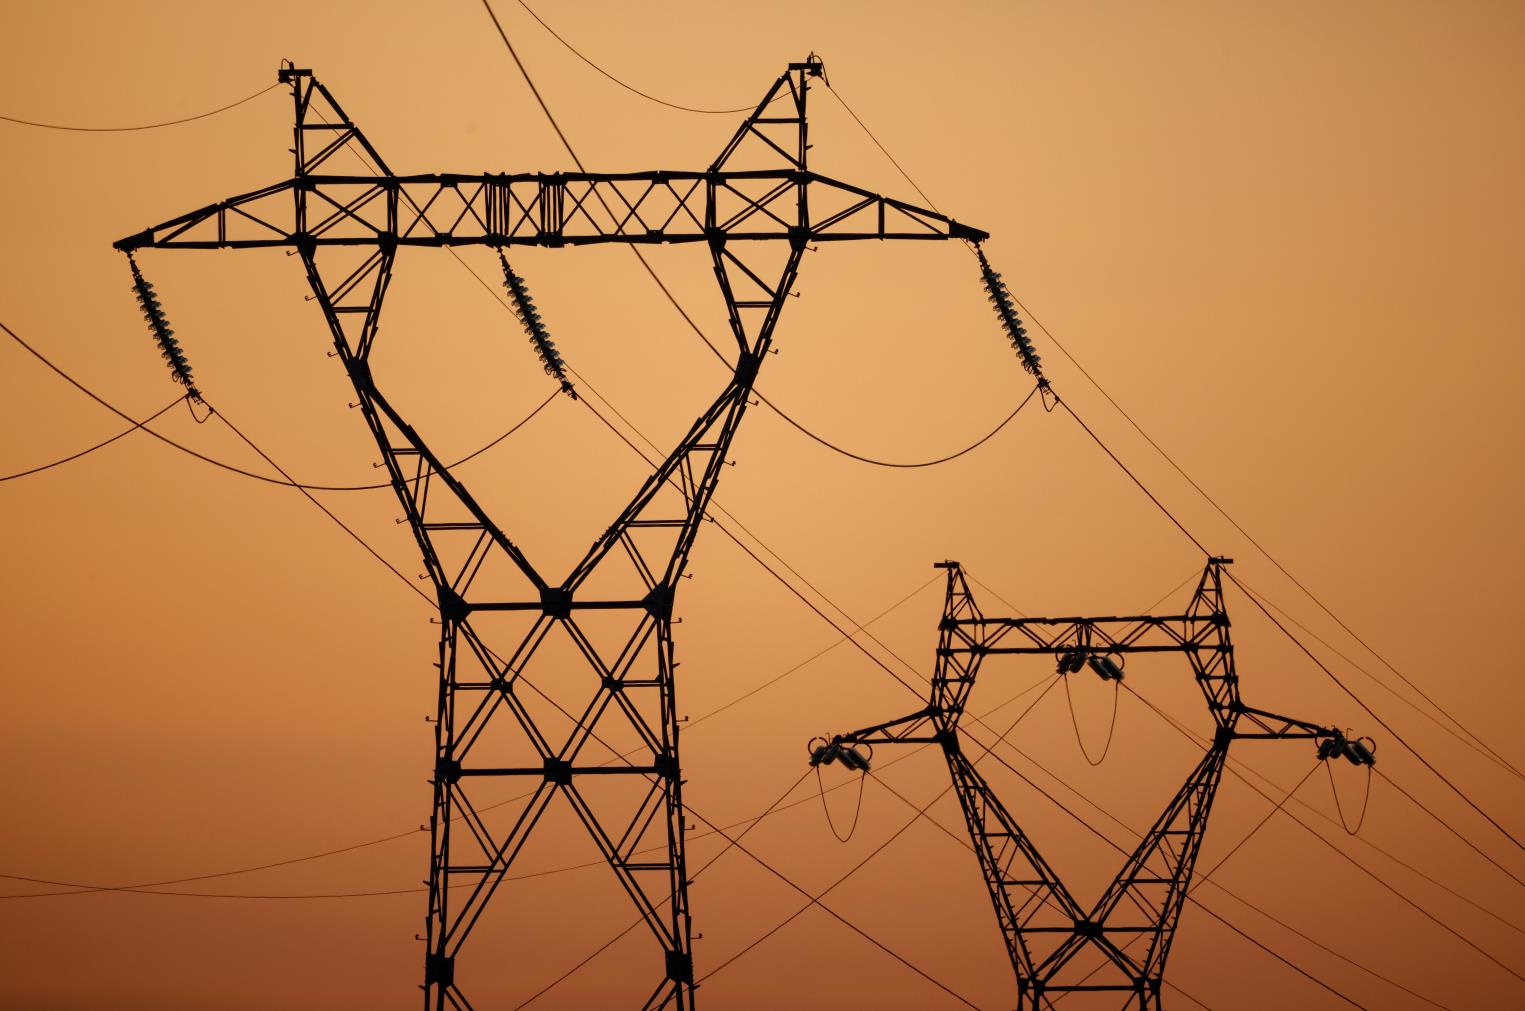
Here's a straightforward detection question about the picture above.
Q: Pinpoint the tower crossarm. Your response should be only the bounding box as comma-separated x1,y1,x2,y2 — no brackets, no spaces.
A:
112,169,986,252
938,613,1226,657
825,707,943,748
1230,703,1338,741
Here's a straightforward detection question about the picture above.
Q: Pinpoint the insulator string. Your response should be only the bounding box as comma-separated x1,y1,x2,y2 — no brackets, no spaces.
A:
125,252,201,402
976,245,1047,386
498,251,577,400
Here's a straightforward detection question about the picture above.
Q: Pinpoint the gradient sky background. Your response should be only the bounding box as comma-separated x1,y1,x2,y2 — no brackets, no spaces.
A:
2,2,1523,1008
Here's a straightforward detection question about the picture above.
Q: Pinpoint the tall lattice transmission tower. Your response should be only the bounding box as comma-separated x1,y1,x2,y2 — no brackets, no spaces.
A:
117,58,990,1009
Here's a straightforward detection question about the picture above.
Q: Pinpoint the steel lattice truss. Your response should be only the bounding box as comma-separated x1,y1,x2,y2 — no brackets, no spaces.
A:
117,59,986,1010
817,559,1372,1010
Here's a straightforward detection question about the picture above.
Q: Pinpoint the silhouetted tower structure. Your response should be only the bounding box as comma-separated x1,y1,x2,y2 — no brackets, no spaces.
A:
117,59,986,1009
813,558,1374,1009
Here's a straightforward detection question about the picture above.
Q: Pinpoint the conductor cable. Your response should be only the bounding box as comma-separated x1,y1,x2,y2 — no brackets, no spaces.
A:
1,82,279,132
0,396,182,481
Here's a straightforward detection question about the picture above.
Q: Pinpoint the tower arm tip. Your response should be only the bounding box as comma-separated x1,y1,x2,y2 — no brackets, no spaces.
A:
114,229,152,252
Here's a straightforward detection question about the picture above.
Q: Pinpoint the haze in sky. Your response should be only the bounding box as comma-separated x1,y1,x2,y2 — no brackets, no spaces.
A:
2,2,1522,1008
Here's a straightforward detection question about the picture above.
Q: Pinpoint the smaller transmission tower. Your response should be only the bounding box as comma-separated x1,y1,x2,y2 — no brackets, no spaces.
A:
812,558,1374,1009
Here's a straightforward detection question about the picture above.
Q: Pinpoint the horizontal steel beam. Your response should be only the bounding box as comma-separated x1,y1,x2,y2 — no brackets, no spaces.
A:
115,169,988,251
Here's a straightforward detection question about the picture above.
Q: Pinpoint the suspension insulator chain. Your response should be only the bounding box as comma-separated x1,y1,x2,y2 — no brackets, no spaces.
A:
977,246,1050,391
499,252,577,401
126,252,201,402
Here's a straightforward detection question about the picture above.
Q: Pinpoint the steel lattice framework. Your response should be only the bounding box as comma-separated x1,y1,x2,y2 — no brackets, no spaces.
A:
117,59,986,1010
815,558,1373,1009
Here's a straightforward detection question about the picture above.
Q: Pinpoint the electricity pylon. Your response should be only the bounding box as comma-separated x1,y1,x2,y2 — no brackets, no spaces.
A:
813,558,1374,1009
117,59,986,1009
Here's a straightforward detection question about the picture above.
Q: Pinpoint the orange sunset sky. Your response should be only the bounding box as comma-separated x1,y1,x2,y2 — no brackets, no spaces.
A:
2,2,1523,1008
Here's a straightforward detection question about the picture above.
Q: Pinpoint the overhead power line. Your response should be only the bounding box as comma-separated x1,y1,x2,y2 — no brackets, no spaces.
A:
3,318,437,604
1056,394,1212,556
211,408,434,604
515,678,1056,1010
440,194,1040,471
1040,380,1516,876
821,85,944,218
773,385,1037,468
1371,764,1525,891
202,390,557,491
1,82,279,132
0,730,870,904
696,677,1060,990
1227,570,1525,855
683,804,984,1010
480,0,587,172
0,320,559,491
480,0,1039,475
0,396,182,480
569,385,928,706
1123,682,1525,990
1035,356,1525,866
2,575,947,902
506,768,819,1011
815,53,1525,873
1010,292,1525,785
1239,576,1522,782
506,0,753,115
